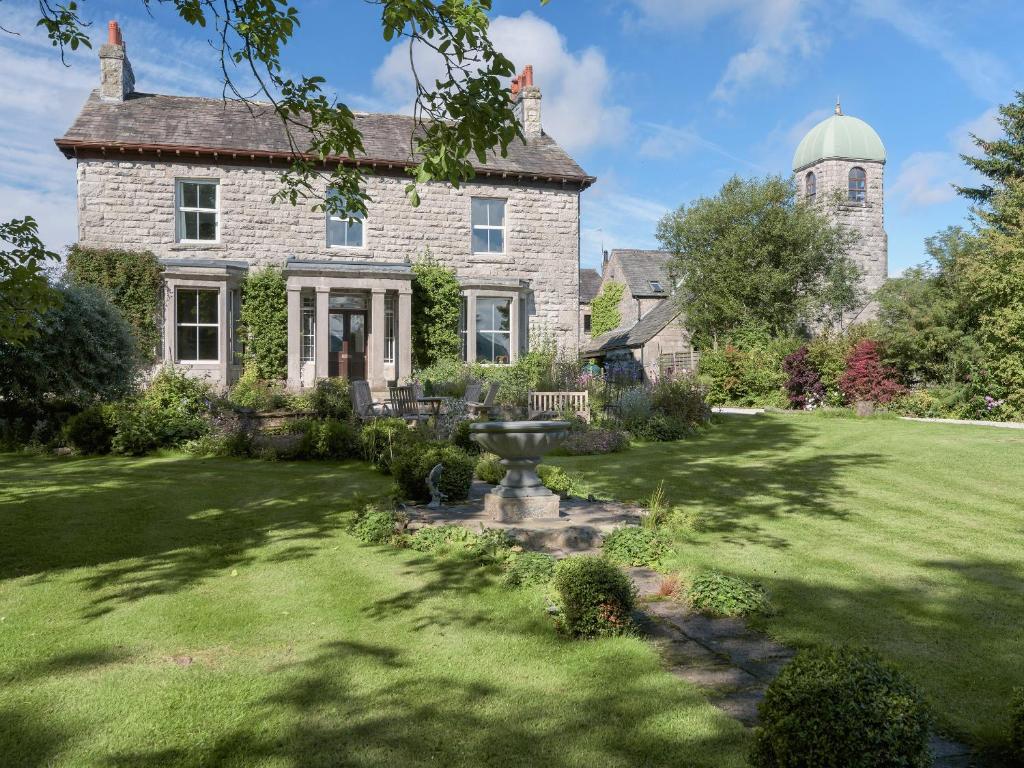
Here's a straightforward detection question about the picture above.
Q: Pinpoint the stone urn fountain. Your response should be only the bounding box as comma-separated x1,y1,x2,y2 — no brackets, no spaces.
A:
469,420,571,522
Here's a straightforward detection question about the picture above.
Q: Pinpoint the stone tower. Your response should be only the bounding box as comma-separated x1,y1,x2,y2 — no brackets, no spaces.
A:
792,101,887,322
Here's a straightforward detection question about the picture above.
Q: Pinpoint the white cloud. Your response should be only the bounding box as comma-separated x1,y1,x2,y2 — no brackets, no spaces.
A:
626,0,822,103
853,0,1011,102
580,177,670,267
371,12,629,153
950,106,1000,156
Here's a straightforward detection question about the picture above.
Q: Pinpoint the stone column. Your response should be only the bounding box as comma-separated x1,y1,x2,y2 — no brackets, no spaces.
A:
369,289,386,389
398,290,412,382
315,287,330,381
286,286,301,388
217,285,230,385
465,290,477,364
508,294,520,363
163,281,176,363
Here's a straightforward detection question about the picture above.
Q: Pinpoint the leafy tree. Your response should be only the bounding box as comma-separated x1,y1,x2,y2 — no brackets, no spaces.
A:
957,90,1024,207
411,253,462,367
657,175,861,348
66,246,163,362
27,1,525,218
589,280,624,336
240,267,288,379
0,284,136,409
874,227,979,385
0,217,59,345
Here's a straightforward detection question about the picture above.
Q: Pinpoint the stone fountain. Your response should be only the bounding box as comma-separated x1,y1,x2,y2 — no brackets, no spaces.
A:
469,420,570,522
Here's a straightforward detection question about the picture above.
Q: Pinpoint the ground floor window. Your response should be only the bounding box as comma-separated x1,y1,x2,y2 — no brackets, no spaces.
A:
476,297,511,364
384,293,396,364
176,288,219,362
300,293,316,363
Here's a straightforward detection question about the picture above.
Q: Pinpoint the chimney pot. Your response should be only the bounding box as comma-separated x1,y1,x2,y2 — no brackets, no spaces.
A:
108,20,122,46
511,65,542,138
99,20,134,101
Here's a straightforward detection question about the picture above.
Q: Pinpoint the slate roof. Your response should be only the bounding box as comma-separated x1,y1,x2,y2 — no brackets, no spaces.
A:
579,268,602,304
584,298,680,354
56,91,594,187
609,249,672,297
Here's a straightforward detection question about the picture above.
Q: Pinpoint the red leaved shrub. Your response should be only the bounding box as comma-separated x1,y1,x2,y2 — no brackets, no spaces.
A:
838,340,904,405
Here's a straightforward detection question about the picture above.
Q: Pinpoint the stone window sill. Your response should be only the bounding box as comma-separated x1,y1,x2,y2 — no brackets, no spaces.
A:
169,243,228,251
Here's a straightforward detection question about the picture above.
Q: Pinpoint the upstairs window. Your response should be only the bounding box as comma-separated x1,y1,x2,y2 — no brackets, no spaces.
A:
848,167,867,203
176,288,219,362
176,180,219,242
805,171,817,201
471,198,505,254
326,192,364,248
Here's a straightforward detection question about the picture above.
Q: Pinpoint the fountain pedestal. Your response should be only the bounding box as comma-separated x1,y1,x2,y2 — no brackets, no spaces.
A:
469,421,570,522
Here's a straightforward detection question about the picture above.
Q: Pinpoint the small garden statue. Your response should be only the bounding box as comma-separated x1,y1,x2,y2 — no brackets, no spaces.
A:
427,463,447,509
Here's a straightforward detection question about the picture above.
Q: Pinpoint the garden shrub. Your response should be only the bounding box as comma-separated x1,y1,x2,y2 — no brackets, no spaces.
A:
475,453,505,485
305,378,351,420
450,415,483,454
239,267,288,379
393,443,475,503
110,402,162,456
751,646,932,768
839,339,905,405
409,525,512,561
537,464,584,497
501,551,556,589
411,255,462,368
650,374,712,427
890,388,948,418
65,245,163,361
782,345,825,409
294,418,360,460
688,571,769,617
228,366,289,411
807,330,861,406
360,417,415,473
1011,688,1024,762
635,414,691,442
351,505,399,545
601,526,670,567
553,556,636,638
557,427,629,455
697,327,797,407
413,357,472,396
618,386,653,425
111,367,214,454
64,405,114,455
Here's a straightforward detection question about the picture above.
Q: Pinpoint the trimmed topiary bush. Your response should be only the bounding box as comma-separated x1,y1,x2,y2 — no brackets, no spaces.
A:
475,453,505,484
501,551,556,589
688,571,769,617
393,443,475,503
553,556,636,638
751,646,932,768
601,526,670,567
64,405,114,455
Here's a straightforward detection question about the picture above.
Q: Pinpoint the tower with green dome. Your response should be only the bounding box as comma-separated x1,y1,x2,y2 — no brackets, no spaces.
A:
793,101,887,321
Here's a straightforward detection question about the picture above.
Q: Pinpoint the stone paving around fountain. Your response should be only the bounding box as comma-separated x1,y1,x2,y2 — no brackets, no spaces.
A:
405,486,976,767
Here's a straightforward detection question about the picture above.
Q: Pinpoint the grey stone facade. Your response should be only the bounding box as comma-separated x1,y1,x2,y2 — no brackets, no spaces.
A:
798,158,888,322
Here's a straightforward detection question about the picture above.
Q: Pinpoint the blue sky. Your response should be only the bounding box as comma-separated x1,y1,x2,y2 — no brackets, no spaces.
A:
1,0,1021,273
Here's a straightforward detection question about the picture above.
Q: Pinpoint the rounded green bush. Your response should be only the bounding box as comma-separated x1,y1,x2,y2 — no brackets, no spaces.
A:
64,406,114,455
352,507,398,545
751,646,932,768
688,571,769,617
553,556,636,638
475,453,505,485
393,443,475,503
601,526,669,567
306,378,352,420
501,551,556,589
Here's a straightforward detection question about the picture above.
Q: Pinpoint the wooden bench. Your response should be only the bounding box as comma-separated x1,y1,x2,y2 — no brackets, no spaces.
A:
528,391,590,423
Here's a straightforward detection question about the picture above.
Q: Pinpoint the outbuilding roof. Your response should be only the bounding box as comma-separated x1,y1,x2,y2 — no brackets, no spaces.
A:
584,298,680,354
56,91,594,188
608,249,672,298
579,268,602,304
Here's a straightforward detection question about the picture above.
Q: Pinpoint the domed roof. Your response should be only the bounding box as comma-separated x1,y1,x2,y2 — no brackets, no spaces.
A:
792,103,885,171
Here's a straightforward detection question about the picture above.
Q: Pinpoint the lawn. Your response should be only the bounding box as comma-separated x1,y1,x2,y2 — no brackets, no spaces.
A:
553,412,1024,753
0,453,749,768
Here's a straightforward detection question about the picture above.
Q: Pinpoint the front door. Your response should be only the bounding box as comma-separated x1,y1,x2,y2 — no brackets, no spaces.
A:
328,310,366,380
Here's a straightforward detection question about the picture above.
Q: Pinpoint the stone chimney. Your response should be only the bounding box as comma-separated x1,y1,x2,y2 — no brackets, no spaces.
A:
510,65,542,138
99,20,134,102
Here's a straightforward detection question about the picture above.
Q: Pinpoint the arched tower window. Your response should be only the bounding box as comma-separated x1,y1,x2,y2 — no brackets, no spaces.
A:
805,171,817,201
848,167,867,203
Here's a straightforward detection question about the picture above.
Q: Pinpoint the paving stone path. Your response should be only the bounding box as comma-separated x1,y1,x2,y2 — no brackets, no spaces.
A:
409,491,976,766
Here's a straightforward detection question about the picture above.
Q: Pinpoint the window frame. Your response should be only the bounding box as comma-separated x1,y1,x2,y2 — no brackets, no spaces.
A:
175,179,220,243
470,197,506,255
474,295,513,365
383,292,396,365
175,287,220,363
805,170,817,201
325,206,365,249
848,166,867,203
300,293,316,364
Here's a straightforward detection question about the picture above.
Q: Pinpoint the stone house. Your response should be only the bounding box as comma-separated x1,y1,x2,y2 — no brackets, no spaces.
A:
582,248,697,378
56,22,594,390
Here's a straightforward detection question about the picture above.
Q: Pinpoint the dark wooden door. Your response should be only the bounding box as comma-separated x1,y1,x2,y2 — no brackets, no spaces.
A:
328,310,366,380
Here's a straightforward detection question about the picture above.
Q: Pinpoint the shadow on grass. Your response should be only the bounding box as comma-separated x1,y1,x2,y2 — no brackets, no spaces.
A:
0,454,392,617
98,637,748,768
559,415,886,548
